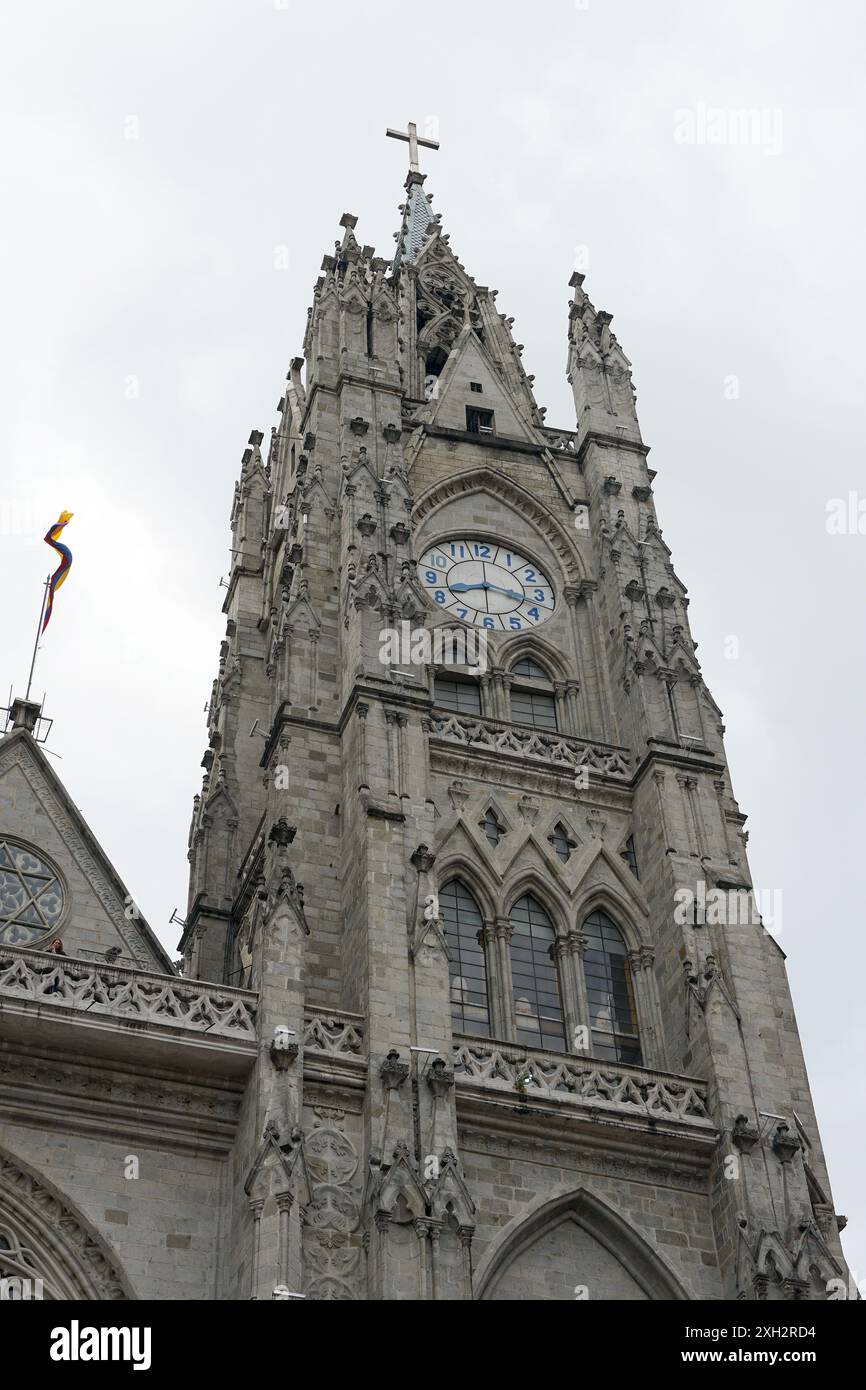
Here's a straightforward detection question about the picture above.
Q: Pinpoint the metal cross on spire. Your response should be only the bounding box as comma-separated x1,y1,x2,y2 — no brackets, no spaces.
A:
385,120,440,175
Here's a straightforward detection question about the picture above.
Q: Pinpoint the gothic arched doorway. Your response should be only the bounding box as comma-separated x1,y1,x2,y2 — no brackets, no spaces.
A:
475,1188,692,1301
0,1146,132,1300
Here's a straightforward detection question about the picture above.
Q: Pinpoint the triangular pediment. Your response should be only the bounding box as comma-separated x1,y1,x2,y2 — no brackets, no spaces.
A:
423,326,540,444
571,841,651,923
0,729,174,972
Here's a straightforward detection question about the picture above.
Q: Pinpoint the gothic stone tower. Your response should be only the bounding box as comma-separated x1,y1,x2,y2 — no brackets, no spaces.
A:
181,152,849,1302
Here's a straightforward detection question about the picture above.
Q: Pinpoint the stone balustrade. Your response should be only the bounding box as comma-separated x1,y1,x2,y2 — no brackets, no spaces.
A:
304,1005,365,1057
428,712,630,780
0,945,258,1043
452,1035,713,1129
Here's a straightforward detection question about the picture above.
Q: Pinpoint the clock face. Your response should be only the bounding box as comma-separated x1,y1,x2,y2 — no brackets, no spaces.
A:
418,538,556,631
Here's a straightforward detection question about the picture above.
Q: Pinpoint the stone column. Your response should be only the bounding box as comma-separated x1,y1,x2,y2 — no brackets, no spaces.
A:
481,921,503,1036
458,1226,474,1302
627,946,666,1071
248,1199,265,1300
414,1218,430,1300
428,1219,443,1301
494,917,515,1041
276,1191,293,1287
552,936,579,1046
566,930,592,1055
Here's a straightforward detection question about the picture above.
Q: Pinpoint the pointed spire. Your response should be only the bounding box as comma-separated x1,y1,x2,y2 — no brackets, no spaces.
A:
392,173,437,273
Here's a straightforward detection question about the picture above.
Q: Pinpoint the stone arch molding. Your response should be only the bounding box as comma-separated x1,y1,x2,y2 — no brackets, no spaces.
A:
474,1187,692,1302
0,1145,134,1300
412,466,586,588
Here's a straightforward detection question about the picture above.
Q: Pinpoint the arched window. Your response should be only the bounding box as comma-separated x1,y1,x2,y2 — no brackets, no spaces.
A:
434,675,481,716
582,909,641,1065
509,894,565,1052
509,659,557,732
440,880,489,1036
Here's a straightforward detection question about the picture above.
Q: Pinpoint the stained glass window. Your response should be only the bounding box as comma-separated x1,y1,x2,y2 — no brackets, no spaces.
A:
510,894,565,1052
510,659,558,732
0,841,66,947
582,909,641,1065
440,880,489,1036
434,677,482,716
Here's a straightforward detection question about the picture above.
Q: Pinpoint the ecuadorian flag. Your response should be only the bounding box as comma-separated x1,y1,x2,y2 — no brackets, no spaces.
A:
42,511,74,633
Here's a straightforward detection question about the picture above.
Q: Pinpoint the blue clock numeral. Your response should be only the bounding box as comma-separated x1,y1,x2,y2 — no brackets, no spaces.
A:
434,591,447,605
534,589,546,601
527,607,541,621
473,543,491,559
523,568,536,583
509,617,523,630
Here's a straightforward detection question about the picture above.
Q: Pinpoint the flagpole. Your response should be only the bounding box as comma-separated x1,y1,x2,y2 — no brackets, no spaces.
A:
24,574,51,703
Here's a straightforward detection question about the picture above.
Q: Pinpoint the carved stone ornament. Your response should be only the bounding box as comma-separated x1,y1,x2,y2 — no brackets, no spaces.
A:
383,424,401,443
732,1114,760,1154
357,514,377,538
380,1050,409,1091
772,1123,801,1165
349,417,369,435
410,845,436,875
269,820,297,849
427,1057,455,1100
270,1025,299,1071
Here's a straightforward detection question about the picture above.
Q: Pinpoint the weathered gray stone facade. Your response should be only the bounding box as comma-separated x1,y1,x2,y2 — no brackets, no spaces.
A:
0,162,850,1300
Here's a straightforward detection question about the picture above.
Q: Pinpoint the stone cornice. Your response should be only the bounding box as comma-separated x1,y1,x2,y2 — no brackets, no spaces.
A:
632,744,726,787
575,429,651,470
0,1047,244,1155
421,424,546,455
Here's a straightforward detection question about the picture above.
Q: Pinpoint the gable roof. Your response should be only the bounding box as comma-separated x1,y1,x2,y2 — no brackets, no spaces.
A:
0,728,175,973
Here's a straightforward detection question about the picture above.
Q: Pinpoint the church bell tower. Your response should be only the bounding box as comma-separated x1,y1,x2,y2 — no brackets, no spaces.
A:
181,126,849,1301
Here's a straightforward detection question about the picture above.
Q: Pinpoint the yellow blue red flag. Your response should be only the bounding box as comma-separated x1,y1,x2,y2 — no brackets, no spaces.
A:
42,511,74,632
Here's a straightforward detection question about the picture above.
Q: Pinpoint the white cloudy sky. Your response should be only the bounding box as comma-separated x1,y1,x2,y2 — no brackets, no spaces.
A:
1,0,864,1278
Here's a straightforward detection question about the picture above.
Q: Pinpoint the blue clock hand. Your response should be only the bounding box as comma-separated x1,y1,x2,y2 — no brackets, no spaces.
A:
487,584,525,601
449,581,488,593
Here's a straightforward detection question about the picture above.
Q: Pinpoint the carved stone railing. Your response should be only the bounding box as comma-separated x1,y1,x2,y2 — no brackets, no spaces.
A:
0,946,258,1043
304,1005,365,1058
452,1037,713,1129
429,713,631,781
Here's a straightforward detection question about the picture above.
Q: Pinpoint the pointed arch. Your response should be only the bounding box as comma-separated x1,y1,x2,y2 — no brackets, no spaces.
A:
498,632,571,684
439,879,490,1037
412,466,586,588
503,869,570,930
508,890,566,1053
434,854,499,924
474,1187,692,1301
572,853,651,951
0,1145,135,1299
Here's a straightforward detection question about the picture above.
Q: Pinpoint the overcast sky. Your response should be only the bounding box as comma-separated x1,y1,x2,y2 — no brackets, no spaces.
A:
1,0,863,1279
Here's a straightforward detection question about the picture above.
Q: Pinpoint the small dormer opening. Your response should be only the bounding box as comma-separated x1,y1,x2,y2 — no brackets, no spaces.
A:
470,381,483,393
366,305,375,358
466,407,495,436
